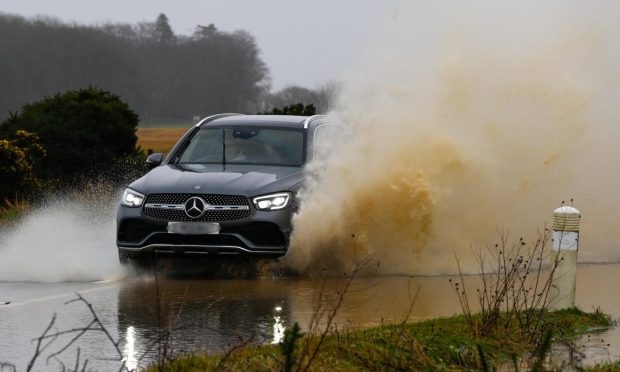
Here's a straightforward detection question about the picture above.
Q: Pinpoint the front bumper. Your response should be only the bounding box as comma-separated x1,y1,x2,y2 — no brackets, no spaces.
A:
116,203,292,258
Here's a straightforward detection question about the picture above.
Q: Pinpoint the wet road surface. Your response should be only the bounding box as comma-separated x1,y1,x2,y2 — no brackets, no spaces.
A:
1,263,619,370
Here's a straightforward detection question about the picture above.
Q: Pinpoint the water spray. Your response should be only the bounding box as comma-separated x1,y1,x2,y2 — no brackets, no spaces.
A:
0,186,126,283
288,1,620,276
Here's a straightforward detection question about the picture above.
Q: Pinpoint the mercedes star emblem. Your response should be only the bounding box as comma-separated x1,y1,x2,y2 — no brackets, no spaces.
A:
184,196,206,219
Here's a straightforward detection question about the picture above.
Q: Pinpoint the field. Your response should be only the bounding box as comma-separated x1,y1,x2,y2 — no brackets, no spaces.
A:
136,127,189,154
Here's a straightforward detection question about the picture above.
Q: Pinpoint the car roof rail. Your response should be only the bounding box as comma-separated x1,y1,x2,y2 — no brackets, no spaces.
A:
195,113,244,127
303,114,328,129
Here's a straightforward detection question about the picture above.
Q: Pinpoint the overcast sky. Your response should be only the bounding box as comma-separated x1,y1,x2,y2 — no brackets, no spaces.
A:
1,0,400,90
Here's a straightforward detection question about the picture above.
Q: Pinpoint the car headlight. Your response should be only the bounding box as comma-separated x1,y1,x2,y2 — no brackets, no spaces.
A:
121,188,145,207
253,192,291,211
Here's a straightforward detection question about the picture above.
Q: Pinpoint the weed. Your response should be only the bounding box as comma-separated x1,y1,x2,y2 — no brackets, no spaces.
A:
451,226,561,343
279,322,304,372
531,329,553,371
0,198,29,223
477,344,490,372
296,257,369,372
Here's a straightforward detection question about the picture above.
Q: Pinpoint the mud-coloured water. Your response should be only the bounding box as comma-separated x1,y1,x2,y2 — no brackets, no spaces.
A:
0,263,619,370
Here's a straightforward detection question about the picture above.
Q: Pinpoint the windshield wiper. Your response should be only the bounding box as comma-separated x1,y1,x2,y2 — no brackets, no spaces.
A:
176,163,199,173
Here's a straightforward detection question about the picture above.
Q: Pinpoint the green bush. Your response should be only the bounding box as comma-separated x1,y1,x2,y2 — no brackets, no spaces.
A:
0,87,140,184
0,130,45,200
260,102,317,116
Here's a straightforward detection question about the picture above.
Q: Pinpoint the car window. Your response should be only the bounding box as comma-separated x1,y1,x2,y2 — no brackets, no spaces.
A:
313,125,347,162
178,127,305,166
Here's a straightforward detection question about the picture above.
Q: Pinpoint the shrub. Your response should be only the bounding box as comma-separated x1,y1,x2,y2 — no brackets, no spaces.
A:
0,87,140,185
260,102,317,116
0,130,45,200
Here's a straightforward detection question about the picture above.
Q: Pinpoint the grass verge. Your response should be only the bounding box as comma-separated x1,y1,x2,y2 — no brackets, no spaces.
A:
587,360,620,371
149,308,612,371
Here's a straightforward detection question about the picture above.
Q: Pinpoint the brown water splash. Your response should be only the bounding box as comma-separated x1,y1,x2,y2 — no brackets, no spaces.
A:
285,1,620,275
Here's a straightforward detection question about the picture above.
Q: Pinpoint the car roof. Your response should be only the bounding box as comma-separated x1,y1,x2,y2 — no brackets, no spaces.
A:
203,114,309,128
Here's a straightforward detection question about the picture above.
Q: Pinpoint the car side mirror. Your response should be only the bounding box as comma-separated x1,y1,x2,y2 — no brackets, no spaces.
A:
146,153,164,168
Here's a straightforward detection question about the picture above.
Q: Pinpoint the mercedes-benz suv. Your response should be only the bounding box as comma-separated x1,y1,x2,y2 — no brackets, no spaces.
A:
116,114,344,263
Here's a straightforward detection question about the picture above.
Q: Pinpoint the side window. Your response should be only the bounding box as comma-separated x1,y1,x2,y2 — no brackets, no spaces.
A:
313,125,346,162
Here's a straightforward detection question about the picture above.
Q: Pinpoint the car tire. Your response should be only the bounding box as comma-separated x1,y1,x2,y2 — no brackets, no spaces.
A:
118,249,153,269
118,250,131,265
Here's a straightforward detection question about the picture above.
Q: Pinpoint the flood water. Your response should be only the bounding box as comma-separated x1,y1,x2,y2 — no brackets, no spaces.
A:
1,262,619,370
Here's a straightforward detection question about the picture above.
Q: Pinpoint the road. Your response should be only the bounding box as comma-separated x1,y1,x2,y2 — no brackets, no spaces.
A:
1,263,620,370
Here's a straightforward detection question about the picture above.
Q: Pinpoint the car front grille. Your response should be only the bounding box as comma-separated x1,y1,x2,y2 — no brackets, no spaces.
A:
118,219,166,243
221,222,286,246
143,193,251,222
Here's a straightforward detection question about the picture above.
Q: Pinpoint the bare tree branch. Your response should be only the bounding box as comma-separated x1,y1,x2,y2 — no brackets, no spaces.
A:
27,313,57,372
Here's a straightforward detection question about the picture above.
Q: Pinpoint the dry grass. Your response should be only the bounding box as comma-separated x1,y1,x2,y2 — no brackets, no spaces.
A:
136,128,189,154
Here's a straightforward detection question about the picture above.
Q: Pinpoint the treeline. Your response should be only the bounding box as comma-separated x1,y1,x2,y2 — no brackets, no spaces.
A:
0,13,336,124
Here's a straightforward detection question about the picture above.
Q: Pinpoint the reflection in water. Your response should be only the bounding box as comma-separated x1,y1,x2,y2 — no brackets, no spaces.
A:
107,264,620,370
272,306,285,344
123,326,138,371
116,276,295,369
1,264,620,370
113,272,470,369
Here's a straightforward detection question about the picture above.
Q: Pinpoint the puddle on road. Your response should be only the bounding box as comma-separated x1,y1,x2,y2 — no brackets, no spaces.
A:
1,263,619,370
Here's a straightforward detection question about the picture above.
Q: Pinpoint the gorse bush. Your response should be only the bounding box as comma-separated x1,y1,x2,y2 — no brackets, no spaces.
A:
0,130,45,200
0,87,140,187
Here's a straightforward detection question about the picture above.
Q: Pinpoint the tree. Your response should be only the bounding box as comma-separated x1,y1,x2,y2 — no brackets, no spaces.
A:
0,87,140,185
153,13,175,44
261,83,339,114
0,14,271,123
260,102,316,116
193,24,218,40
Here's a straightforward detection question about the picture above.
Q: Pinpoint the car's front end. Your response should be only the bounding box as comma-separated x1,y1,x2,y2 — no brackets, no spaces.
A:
116,114,308,263
117,188,295,259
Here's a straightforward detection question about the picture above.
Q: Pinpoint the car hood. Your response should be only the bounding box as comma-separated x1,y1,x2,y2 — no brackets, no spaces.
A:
129,164,304,197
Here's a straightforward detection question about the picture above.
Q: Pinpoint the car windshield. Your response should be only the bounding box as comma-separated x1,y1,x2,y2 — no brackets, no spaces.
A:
177,127,305,167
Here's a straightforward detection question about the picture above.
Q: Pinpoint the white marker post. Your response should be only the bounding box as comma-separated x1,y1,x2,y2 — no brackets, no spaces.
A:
549,206,581,310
